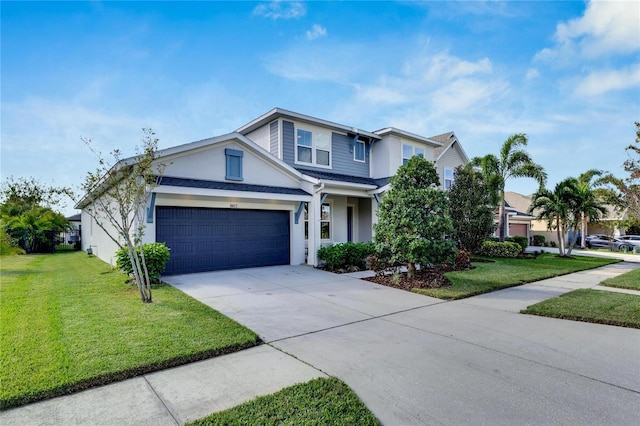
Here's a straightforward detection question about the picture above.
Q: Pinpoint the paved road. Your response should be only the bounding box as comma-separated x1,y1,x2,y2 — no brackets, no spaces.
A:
3,262,639,425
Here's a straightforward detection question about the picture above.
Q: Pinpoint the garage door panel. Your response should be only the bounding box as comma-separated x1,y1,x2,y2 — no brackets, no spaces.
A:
156,207,290,275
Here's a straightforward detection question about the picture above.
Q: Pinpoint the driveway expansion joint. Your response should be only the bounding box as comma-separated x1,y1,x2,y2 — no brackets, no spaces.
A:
142,375,180,426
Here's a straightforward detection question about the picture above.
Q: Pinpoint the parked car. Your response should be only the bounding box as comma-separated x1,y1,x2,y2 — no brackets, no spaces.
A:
613,238,637,252
585,235,611,248
618,235,640,245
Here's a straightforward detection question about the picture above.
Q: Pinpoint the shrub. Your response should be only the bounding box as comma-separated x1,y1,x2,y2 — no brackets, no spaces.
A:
115,242,170,283
533,235,545,246
454,249,472,270
548,241,557,248
317,242,375,271
478,241,521,258
505,236,528,253
487,236,500,242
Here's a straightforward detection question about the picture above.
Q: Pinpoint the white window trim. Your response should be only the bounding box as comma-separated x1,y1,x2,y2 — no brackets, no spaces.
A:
294,125,332,169
402,143,425,165
444,167,454,190
354,140,366,163
320,201,332,241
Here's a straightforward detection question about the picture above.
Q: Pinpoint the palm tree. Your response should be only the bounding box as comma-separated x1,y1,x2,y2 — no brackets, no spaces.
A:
473,134,547,242
573,170,608,250
529,178,578,257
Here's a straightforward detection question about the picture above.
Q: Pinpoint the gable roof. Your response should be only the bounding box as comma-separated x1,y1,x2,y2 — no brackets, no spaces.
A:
504,191,533,215
76,132,309,209
237,107,381,140
374,127,442,147
430,131,470,163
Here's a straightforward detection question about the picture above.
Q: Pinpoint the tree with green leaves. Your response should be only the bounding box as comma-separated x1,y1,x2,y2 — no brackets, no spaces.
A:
373,156,457,278
600,122,640,230
574,169,608,249
0,177,74,253
78,129,166,303
472,133,547,242
529,178,580,257
448,164,495,253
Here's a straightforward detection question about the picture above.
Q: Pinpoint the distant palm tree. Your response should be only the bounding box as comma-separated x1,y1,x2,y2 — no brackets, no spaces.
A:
574,170,608,250
473,134,547,242
529,178,578,257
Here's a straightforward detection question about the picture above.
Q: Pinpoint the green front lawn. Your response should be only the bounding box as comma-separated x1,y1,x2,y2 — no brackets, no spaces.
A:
187,377,380,426
600,268,640,290
414,254,619,300
521,289,640,328
0,252,259,410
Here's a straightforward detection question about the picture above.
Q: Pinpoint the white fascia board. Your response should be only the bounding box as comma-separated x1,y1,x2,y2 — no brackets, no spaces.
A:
374,127,443,147
322,187,375,198
155,185,311,202
435,138,471,164
320,180,377,190
237,108,381,140
368,183,391,194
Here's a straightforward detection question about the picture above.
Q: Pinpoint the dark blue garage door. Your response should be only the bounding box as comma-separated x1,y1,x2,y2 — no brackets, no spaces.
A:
156,207,290,275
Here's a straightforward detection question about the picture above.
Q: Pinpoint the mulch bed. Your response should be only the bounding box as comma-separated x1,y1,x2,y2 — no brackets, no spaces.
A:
363,267,455,291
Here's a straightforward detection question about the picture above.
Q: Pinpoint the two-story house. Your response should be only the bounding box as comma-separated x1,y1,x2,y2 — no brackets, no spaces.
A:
77,108,468,275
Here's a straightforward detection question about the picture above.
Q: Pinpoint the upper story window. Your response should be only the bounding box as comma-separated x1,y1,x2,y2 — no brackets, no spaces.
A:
354,140,365,162
444,168,454,190
296,128,331,167
402,144,425,165
225,148,243,181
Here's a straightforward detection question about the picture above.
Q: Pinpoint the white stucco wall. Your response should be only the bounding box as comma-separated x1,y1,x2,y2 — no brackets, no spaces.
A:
81,205,124,266
371,135,436,179
161,140,300,189
245,125,270,152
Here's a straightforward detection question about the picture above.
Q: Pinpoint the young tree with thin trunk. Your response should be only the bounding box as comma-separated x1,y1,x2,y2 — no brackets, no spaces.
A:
472,134,547,242
79,129,165,303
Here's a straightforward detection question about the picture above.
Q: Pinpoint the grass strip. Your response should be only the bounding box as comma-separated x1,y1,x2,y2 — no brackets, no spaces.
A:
521,289,640,328
600,268,640,290
414,253,619,300
186,377,381,426
0,252,259,410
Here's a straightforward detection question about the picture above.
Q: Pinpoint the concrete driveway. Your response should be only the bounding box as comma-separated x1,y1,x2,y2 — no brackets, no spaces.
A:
164,264,640,425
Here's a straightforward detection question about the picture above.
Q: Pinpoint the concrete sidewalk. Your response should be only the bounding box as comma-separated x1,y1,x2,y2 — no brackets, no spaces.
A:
2,262,639,425
0,345,326,425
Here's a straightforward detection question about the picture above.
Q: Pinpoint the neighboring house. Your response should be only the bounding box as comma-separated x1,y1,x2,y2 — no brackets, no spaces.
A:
499,193,535,241
430,131,470,191
77,108,468,275
504,191,626,245
63,213,82,245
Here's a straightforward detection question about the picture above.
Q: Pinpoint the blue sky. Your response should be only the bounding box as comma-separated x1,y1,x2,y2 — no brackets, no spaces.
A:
2,1,639,215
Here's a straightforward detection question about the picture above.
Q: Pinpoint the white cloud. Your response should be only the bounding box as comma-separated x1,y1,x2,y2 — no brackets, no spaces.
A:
305,24,327,40
574,64,640,96
253,1,306,20
536,0,640,61
525,68,539,81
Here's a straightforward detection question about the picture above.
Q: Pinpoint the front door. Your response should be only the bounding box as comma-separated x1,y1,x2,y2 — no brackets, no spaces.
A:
347,206,353,242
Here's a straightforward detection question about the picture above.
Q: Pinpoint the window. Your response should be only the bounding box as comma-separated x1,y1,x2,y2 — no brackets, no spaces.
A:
225,148,243,181
303,202,331,240
297,130,312,163
444,168,454,190
402,144,425,165
321,203,331,239
354,140,365,162
296,128,331,167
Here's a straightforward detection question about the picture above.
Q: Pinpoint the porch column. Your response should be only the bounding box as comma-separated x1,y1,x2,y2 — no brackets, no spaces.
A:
307,190,321,266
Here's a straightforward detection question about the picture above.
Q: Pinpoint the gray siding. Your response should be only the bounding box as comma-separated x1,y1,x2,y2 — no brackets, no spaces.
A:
283,120,295,165
331,133,369,178
269,121,279,159
281,122,370,178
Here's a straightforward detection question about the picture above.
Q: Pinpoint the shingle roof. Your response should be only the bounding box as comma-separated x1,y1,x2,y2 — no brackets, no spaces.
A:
504,191,534,214
66,213,81,221
430,132,456,159
295,168,383,187
159,176,310,196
